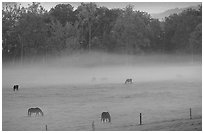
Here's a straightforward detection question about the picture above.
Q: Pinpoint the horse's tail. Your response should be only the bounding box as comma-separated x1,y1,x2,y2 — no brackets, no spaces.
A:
107,113,111,123
100,115,102,122
28,109,30,116
109,116,111,123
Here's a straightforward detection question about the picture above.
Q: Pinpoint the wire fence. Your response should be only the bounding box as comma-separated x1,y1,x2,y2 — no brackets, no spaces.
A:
43,107,201,131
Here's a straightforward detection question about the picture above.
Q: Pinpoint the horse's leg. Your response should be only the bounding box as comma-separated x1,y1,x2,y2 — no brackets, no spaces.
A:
41,111,43,116
102,118,104,123
29,111,32,116
109,117,111,123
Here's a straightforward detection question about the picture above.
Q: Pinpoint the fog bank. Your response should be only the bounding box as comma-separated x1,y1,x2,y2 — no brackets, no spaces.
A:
2,52,202,88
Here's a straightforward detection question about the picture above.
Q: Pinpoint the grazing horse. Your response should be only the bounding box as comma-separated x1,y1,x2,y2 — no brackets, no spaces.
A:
13,85,19,91
28,107,44,116
125,79,132,84
101,112,111,123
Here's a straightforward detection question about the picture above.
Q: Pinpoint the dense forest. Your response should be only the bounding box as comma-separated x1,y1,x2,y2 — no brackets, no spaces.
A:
2,2,202,62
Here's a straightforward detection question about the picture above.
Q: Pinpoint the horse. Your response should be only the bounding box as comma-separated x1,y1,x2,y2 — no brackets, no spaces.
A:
101,112,111,123
28,107,44,116
13,85,19,91
125,79,132,84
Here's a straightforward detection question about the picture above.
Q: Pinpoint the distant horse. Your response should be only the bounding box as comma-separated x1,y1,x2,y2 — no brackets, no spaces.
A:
101,112,111,123
28,107,44,116
13,85,19,91
125,79,132,84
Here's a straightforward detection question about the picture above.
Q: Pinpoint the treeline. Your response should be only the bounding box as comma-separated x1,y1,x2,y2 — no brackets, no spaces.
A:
2,2,202,62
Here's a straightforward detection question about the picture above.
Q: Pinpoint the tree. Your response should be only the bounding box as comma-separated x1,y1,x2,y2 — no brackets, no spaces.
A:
89,7,123,51
46,20,79,54
49,4,77,26
163,5,202,53
112,5,151,54
2,3,22,61
148,19,163,52
2,2,201,63
76,2,97,51
189,23,202,54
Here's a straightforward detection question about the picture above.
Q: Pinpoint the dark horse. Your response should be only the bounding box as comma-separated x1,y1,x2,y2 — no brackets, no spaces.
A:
125,79,132,84
101,112,111,123
13,85,19,91
28,107,44,116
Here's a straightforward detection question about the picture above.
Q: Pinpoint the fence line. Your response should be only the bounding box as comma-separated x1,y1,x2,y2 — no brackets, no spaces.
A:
41,107,199,130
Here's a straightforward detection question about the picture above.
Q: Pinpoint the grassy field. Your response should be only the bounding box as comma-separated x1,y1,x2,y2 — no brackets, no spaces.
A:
2,54,202,131
2,81,201,130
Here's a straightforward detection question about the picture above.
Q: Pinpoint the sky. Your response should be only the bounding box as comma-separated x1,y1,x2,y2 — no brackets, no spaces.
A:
3,2,201,14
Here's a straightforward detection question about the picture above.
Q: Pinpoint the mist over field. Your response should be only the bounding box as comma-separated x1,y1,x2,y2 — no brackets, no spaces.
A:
2,52,202,131
2,52,201,88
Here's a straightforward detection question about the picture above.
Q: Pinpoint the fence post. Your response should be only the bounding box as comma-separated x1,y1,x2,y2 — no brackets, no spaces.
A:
92,121,95,131
140,113,142,125
190,108,192,119
45,125,48,131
